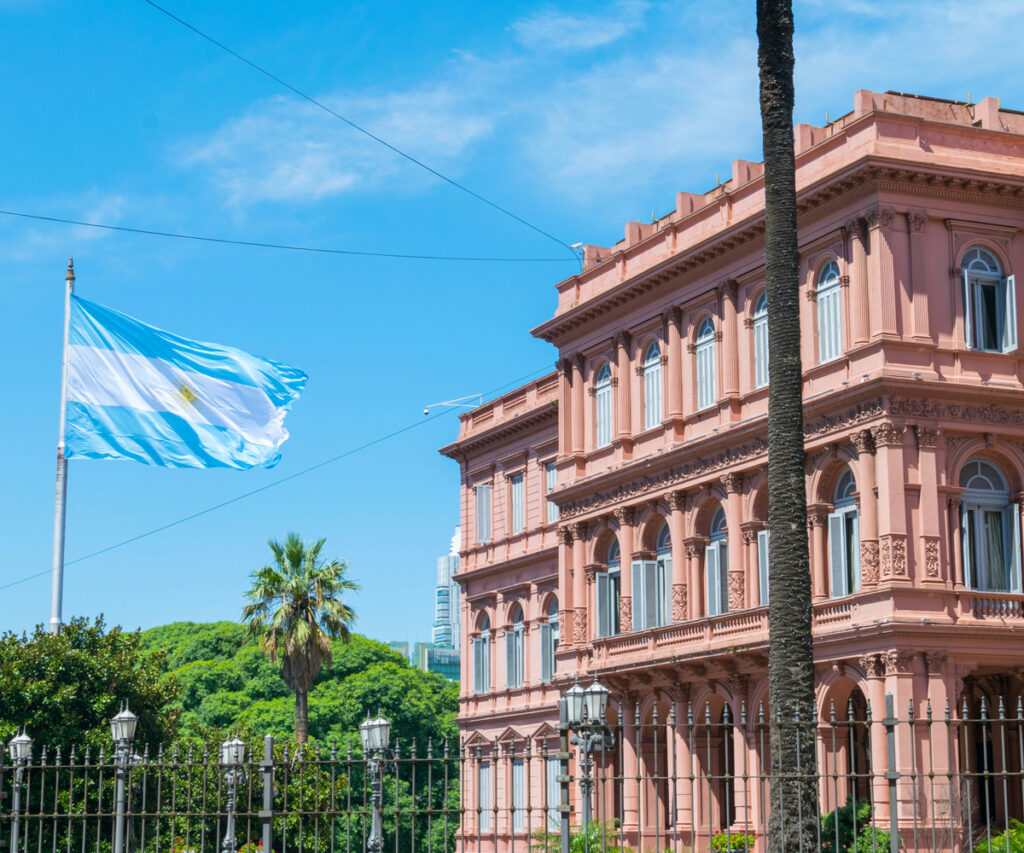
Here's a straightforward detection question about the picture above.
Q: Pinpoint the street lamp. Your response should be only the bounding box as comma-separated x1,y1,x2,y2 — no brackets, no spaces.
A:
110,703,138,853
8,729,32,853
220,736,247,853
359,711,392,853
564,677,614,832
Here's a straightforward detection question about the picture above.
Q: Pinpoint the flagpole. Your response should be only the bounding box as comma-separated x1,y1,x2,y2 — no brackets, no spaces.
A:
48,258,75,634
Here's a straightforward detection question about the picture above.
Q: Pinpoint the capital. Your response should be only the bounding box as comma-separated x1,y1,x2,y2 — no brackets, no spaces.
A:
570,521,589,540
849,429,875,455
556,526,574,546
863,205,894,230
613,506,635,526
721,471,743,494
870,423,906,447
908,210,928,233
611,331,631,351
667,490,687,513
915,426,940,449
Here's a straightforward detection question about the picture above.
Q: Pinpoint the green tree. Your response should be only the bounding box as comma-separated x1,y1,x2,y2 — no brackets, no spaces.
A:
756,0,819,849
241,533,358,742
0,616,180,750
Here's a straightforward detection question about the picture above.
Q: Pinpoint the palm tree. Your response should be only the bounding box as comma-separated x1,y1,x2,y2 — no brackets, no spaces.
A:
242,533,358,743
756,1,819,850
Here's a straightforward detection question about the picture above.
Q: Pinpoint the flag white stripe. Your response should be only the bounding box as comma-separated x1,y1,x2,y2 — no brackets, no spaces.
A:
67,344,284,446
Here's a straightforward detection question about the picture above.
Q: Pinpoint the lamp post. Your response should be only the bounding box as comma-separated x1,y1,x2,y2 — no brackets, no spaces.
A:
359,711,392,853
564,677,614,832
110,703,138,853
220,736,247,853
8,729,32,853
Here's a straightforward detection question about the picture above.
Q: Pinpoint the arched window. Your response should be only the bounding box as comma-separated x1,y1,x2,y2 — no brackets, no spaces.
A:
829,468,860,597
753,291,769,389
634,523,672,630
540,597,558,682
706,506,729,615
696,317,717,410
595,363,613,448
961,459,1022,592
817,259,843,364
962,247,1017,353
506,605,524,689
596,539,621,638
643,342,663,429
473,614,491,694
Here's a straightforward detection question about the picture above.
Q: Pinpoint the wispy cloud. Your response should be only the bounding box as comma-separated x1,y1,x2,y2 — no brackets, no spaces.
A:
511,0,650,52
181,86,494,207
0,191,131,264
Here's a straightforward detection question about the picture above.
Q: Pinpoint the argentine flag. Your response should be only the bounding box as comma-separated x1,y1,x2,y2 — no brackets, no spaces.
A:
65,296,307,469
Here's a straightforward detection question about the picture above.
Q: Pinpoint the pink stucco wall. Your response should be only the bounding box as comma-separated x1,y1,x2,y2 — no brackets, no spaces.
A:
440,90,1024,851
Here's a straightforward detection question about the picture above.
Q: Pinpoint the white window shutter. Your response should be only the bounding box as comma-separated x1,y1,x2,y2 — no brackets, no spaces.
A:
473,639,483,694
513,759,525,831
1004,275,1017,352
850,512,861,592
546,757,560,830
757,529,770,606
660,556,672,624
631,560,645,629
963,270,975,349
479,762,491,831
1008,504,1022,594
706,543,720,616
828,511,847,597
477,485,491,543
642,560,659,628
506,631,516,688
540,623,552,682
962,505,974,590
596,573,609,638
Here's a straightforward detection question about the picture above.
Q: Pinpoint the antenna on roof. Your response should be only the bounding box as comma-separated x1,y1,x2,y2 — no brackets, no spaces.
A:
423,394,483,416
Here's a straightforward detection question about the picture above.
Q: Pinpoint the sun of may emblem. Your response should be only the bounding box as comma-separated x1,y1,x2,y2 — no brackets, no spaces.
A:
178,382,199,406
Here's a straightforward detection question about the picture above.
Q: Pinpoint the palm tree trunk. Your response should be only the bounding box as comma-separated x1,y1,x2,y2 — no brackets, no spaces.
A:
295,688,309,743
756,1,819,850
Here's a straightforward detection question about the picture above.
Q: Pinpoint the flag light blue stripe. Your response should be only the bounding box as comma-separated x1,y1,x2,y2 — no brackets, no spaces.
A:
69,296,307,407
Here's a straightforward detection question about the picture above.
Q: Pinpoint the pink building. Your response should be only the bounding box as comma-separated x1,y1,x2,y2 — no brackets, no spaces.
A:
440,90,1024,851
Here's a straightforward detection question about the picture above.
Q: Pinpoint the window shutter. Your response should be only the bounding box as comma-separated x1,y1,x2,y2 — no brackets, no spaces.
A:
546,757,560,830
473,639,483,694
757,529,770,606
660,556,672,624
1007,504,1022,594
506,630,516,688
540,623,552,682
477,485,491,543
962,505,974,590
642,560,659,628
754,317,769,388
828,511,847,597
479,762,491,831
513,759,525,831
706,543,720,616
546,463,559,523
596,573,610,638
849,512,861,592
632,560,645,629
963,270,975,349
1004,275,1018,352
511,475,524,534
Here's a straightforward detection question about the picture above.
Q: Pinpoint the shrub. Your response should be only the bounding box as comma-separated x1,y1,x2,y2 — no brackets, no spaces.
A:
821,796,873,851
711,830,757,850
974,819,1024,853
531,820,632,853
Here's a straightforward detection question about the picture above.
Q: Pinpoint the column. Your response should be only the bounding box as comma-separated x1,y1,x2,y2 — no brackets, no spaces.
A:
668,492,688,621
871,424,909,584
684,539,705,620
620,692,640,839
557,526,574,643
907,211,932,342
742,526,759,608
572,521,588,645
845,218,870,346
722,473,745,611
883,650,921,827
851,430,880,588
671,685,694,836
721,280,740,405
859,653,891,826
808,507,828,600
667,308,683,425
614,332,632,449
571,354,585,458
557,357,572,457
615,508,635,632
949,496,964,589
916,427,944,585
865,206,898,339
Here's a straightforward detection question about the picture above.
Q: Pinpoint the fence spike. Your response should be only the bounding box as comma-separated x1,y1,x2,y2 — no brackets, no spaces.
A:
865,702,873,724
444,737,450,760
669,702,677,727
829,698,836,723
55,746,62,765
652,703,659,726
926,698,933,722
757,702,764,725
999,695,1006,719
908,697,915,722
97,746,104,763
1017,696,1023,720
980,696,989,721
411,738,417,759
428,738,434,760
705,699,711,725
740,699,746,728
847,698,854,721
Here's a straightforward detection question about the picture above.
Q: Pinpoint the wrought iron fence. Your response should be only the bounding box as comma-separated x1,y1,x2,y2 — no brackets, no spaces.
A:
6,695,1024,853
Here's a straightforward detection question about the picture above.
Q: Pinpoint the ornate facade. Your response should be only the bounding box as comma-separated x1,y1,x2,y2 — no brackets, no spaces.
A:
440,91,1024,851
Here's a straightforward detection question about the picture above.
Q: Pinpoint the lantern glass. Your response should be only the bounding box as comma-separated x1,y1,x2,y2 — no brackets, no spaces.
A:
584,678,609,724
8,731,32,762
359,712,391,753
565,680,586,727
220,737,246,767
110,705,139,745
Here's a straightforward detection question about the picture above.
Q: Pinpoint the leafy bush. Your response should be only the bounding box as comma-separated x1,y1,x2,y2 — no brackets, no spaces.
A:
821,796,872,851
711,830,757,850
531,820,632,853
853,824,898,852
974,819,1024,853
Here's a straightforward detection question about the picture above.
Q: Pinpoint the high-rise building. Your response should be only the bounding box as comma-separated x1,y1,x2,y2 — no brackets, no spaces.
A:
413,641,461,682
385,640,410,662
432,526,461,648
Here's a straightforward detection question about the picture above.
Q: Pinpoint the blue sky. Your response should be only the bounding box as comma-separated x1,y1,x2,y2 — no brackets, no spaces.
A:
2,0,1023,645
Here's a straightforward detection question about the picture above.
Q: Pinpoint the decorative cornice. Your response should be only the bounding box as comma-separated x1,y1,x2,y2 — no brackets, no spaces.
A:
891,398,1024,427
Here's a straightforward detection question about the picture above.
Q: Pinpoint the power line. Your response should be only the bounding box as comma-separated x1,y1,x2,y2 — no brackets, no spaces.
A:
141,0,579,261
0,210,573,263
0,364,554,593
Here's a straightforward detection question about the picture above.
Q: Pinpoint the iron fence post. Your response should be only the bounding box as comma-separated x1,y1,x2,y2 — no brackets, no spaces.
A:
885,693,898,853
10,761,25,853
113,739,130,853
260,735,274,852
557,697,571,853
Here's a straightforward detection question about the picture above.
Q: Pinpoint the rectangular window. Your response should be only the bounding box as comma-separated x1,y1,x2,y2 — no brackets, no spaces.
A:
817,286,842,363
595,571,621,638
545,462,559,523
506,627,523,689
706,542,728,616
596,385,613,447
475,484,491,543
644,361,662,428
696,342,716,410
540,622,553,683
631,559,668,630
546,757,561,830
510,474,525,534
757,528,770,606
964,271,1017,353
962,503,1023,593
479,761,492,832
754,315,769,389
512,759,526,832
828,508,860,597
473,637,490,694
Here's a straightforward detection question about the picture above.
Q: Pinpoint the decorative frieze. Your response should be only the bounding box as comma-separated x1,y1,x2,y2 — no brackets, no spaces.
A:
728,572,745,611
573,608,587,643
620,596,633,633
890,398,1024,427
861,540,880,586
924,537,941,578
671,584,687,622
880,535,908,578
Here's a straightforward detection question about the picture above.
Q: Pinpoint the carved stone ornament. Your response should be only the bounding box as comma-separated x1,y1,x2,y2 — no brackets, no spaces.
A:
559,610,570,643
672,584,688,622
613,506,635,526
924,652,948,672
924,537,941,578
685,540,704,559
584,564,599,586
571,521,589,540
890,397,1024,428
573,608,587,643
870,423,906,447
859,653,886,679
861,540,880,586
909,211,928,233
880,535,908,578
667,490,687,513
721,471,743,494
845,217,869,245
805,288,818,303
884,650,915,676
556,526,574,547
863,206,895,229
850,429,875,455
620,596,633,633
728,572,745,611
915,426,940,449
